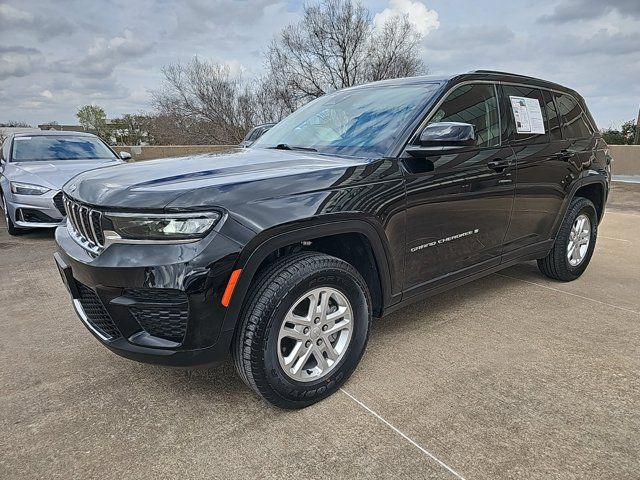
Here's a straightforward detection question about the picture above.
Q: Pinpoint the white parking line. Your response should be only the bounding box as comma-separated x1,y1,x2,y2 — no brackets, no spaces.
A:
600,236,632,243
607,211,640,217
340,388,467,480
496,273,639,315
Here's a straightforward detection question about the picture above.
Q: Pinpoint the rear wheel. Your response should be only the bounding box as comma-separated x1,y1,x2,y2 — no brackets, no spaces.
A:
1,192,24,236
233,252,371,409
537,197,598,281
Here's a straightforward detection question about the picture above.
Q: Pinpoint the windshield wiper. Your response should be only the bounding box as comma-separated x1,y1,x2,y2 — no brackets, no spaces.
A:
269,143,317,152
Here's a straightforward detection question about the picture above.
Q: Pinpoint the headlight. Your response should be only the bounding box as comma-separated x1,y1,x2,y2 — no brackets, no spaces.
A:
107,212,221,241
10,182,50,195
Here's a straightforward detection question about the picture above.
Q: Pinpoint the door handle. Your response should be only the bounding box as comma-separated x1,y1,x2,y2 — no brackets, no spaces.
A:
556,150,575,161
487,159,509,172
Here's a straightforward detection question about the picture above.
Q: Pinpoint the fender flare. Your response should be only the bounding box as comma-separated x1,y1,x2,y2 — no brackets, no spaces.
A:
550,171,608,238
221,218,395,332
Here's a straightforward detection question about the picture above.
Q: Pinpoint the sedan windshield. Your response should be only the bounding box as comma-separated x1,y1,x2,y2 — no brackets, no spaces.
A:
253,82,441,157
12,136,117,162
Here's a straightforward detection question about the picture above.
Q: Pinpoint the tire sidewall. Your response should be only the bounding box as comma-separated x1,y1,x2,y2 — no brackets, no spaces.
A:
1,192,19,235
562,201,598,278
262,265,370,404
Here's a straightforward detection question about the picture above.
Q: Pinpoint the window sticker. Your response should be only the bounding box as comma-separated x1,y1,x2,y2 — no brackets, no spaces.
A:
14,137,32,140
509,96,545,134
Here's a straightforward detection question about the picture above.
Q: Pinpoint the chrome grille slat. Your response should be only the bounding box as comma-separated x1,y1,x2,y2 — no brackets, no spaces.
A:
63,195,104,253
89,211,100,245
80,206,92,243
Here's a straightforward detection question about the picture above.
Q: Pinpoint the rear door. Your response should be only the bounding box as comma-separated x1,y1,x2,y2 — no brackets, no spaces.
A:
500,84,569,256
402,82,516,295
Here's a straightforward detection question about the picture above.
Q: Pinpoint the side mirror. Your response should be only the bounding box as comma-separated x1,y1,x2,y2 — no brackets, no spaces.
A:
405,122,475,159
419,122,475,147
119,151,132,161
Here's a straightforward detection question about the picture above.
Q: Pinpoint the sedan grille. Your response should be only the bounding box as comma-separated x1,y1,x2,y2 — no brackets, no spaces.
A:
64,196,104,252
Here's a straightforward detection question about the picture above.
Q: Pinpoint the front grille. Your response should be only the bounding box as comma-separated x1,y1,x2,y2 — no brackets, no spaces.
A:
64,196,104,252
123,288,187,303
53,191,66,216
76,283,121,340
130,306,188,343
124,288,189,343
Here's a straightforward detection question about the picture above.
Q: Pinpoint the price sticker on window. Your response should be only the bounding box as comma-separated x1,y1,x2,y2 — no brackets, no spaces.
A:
510,96,545,134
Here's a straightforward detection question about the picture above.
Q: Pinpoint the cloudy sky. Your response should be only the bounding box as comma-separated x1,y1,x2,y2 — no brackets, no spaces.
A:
1,0,638,128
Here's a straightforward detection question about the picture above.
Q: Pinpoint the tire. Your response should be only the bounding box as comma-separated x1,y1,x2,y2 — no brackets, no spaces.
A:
232,252,371,409
1,192,23,236
537,197,598,281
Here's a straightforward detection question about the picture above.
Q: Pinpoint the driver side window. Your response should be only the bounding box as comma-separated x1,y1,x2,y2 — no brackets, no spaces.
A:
430,84,500,148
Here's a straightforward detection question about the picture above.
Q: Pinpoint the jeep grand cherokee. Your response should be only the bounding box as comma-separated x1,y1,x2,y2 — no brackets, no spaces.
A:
54,71,610,408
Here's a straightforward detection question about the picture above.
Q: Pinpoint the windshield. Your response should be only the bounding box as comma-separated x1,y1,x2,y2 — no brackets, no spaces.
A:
12,135,117,162
253,83,441,157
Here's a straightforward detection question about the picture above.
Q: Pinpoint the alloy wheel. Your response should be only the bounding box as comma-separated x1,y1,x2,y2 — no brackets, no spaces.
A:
567,213,591,267
277,287,353,382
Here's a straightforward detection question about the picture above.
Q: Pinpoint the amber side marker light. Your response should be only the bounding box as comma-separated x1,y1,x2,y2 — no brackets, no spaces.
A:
221,269,242,307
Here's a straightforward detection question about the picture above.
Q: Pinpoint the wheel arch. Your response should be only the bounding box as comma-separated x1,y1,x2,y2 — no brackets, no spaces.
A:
550,174,608,239
222,219,395,333
573,181,606,222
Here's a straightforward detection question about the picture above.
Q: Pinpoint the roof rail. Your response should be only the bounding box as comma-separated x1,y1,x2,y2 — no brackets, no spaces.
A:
467,69,532,78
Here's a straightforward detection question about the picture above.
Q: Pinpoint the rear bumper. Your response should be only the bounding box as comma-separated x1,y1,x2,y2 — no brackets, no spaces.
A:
54,222,243,368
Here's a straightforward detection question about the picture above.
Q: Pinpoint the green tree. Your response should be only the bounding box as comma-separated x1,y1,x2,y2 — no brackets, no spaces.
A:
601,120,638,145
620,120,637,145
76,105,109,138
601,128,625,145
109,114,151,146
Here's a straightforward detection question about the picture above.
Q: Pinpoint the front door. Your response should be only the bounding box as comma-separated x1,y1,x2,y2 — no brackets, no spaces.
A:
402,82,516,296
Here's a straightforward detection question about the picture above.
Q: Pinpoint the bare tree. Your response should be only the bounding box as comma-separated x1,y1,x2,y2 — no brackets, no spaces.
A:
265,0,426,110
367,15,426,82
148,1,427,144
150,59,256,145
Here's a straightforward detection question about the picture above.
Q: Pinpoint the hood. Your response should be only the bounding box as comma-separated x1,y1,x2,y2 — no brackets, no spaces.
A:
65,148,369,211
7,159,122,190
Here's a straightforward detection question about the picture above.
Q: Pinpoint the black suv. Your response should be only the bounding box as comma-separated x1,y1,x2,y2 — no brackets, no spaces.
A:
54,71,611,408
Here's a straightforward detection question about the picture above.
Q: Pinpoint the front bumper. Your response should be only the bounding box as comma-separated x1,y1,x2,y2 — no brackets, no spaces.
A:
6,190,64,228
54,221,243,367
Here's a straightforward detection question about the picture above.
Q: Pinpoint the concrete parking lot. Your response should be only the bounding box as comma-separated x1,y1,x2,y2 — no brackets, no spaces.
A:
1,182,638,479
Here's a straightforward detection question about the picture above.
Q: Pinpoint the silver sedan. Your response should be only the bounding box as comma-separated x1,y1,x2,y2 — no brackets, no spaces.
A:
0,131,128,235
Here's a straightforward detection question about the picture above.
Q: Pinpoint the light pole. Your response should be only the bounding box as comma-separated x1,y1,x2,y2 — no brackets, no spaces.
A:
635,106,640,145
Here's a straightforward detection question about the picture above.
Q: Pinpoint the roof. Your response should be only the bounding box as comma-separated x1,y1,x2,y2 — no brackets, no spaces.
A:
345,70,576,95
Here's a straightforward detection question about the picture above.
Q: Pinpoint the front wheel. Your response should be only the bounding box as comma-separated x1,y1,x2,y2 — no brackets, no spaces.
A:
233,252,371,409
538,197,598,281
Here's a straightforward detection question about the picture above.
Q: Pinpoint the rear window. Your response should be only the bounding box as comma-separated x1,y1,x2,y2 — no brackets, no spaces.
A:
502,85,549,145
553,93,594,139
12,135,116,162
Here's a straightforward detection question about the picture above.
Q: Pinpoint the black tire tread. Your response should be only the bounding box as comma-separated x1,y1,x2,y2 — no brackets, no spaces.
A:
232,251,370,408
537,197,597,281
1,193,23,236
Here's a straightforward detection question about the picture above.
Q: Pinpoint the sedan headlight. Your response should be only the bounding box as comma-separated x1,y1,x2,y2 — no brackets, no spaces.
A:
107,212,221,241
10,182,50,195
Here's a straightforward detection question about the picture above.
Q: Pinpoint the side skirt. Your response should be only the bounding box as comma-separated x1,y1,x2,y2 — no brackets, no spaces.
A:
382,239,554,317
